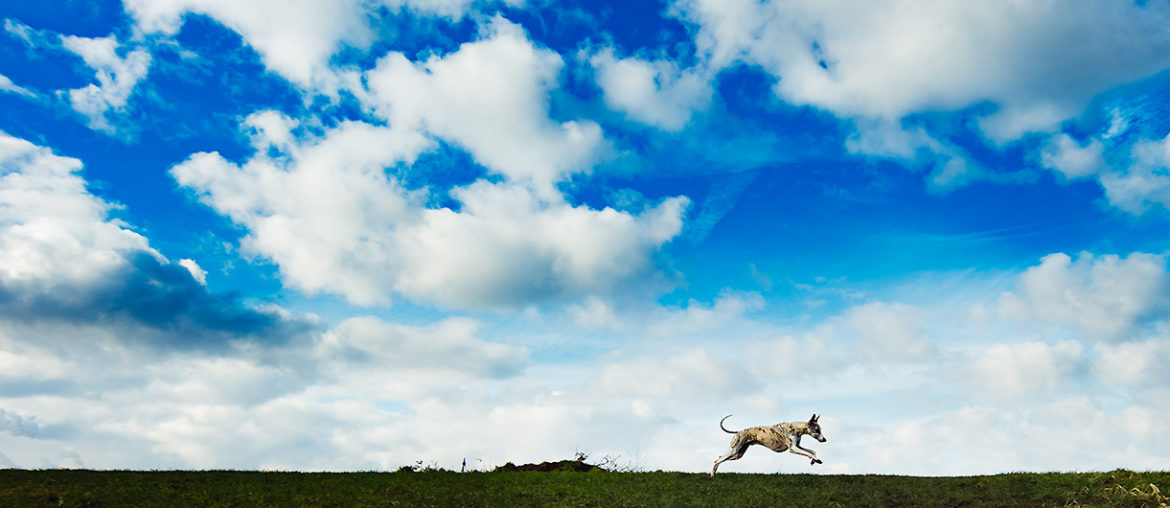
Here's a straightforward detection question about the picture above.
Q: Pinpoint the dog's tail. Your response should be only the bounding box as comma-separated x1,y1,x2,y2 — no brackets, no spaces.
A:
719,414,737,434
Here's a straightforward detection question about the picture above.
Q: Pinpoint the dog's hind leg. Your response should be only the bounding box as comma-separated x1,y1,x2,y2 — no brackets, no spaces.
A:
711,441,750,477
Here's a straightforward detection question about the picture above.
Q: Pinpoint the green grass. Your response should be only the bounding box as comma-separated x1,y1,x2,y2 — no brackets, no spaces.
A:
0,469,1166,507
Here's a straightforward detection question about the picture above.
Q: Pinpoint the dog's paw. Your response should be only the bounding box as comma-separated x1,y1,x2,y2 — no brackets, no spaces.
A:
811,459,823,465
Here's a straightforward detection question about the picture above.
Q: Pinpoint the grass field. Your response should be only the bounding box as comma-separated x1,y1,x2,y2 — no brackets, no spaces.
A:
1,468,1166,507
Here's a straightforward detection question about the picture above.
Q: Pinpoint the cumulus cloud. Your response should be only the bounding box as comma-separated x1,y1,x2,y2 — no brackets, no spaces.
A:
967,340,1084,402
671,0,1170,193
59,34,151,133
1098,132,1170,215
1093,337,1170,387
856,400,1169,474
171,117,432,306
124,0,369,88
124,0,522,89
0,132,310,348
1037,100,1170,215
841,302,935,362
998,252,1170,340
0,408,40,438
675,0,1170,138
364,17,603,195
178,258,206,285
1,274,1164,473
395,181,687,310
1040,133,1104,180
173,107,687,309
567,296,621,330
0,132,152,289
589,48,712,131
0,310,531,469
316,316,527,380
593,348,757,400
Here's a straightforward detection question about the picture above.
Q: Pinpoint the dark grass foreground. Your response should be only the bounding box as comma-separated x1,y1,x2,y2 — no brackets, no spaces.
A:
1,468,1166,507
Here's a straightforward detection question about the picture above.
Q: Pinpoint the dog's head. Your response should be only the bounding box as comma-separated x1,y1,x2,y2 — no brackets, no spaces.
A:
807,414,827,442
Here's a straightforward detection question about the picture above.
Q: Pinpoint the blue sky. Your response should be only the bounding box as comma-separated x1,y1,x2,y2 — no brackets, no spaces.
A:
1,0,1169,474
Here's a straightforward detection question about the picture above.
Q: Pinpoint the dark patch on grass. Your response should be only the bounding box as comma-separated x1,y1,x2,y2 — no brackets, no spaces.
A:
495,458,605,472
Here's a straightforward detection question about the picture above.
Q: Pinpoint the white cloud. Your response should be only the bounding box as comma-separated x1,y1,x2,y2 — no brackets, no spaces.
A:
1098,132,1170,215
172,113,688,309
650,291,764,336
845,118,1010,192
364,18,603,196
967,340,1084,402
170,117,432,305
589,49,712,131
124,0,523,90
0,131,305,352
140,356,299,408
856,400,1169,474
0,239,1162,473
124,0,369,88
0,310,529,469
59,34,151,133
244,110,298,151
394,181,687,309
998,252,1169,340
845,118,944,160
0,334,73,381
0,132,153,290
593,348,757,400
1037,120,1170,215
386,0,525,18
742,335,826,382
841,302,935,362
673,0,1170,193
567,296,621,330
1092,337,1170,387
315,316,528,380
2,273,1168,473
0,74,35,98
1041,133,1104,180
178,259,206,285
0,408,40,438
3,19,34,45
675,0,1170,140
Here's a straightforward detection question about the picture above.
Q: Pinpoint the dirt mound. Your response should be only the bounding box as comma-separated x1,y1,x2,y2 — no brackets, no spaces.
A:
495,459,603,472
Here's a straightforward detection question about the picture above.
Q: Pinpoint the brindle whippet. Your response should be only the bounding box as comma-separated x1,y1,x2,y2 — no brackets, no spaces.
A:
711,413,827,477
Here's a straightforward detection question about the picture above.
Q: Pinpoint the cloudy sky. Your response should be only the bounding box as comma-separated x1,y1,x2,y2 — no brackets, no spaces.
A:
2,0,1169,475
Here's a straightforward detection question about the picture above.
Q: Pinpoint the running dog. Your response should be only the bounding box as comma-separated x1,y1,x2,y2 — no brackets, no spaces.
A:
711,413,827,477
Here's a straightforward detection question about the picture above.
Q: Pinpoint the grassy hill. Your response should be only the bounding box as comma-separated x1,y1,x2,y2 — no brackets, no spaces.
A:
1,468,1166,507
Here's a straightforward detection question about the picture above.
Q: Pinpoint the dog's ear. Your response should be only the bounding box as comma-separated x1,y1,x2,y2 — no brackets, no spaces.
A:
810,413,818,423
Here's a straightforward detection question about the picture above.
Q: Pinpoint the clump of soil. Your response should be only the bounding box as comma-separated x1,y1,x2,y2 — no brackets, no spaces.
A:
494,459,603,472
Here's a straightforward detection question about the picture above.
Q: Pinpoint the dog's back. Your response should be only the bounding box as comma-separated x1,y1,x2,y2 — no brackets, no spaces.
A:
741,424,792,452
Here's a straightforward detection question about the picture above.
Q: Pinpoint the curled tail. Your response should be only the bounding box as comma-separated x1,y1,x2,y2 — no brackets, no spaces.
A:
719,414,737,434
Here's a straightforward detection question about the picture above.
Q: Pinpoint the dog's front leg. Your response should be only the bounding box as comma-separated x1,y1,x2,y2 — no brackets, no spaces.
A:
788,447,821,465
792,435,822,465
795,435,819,458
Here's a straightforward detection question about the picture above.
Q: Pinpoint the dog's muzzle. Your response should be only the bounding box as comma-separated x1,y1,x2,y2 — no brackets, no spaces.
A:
816,436,827,442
